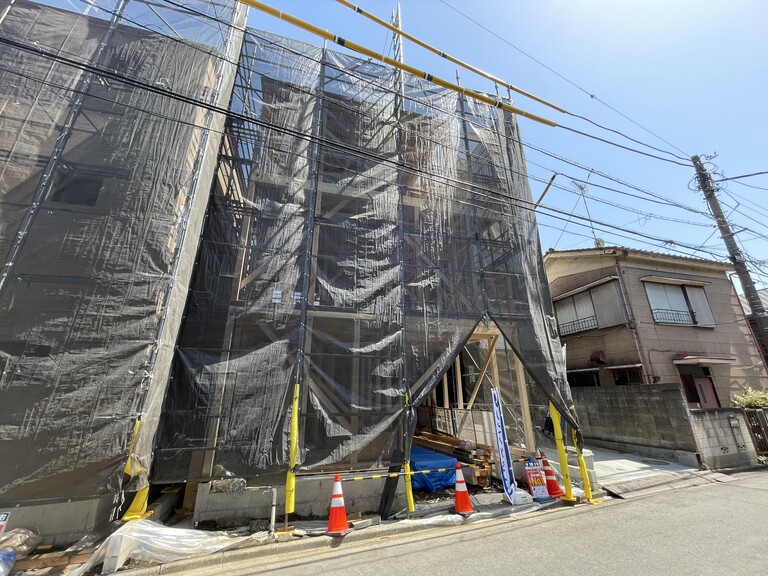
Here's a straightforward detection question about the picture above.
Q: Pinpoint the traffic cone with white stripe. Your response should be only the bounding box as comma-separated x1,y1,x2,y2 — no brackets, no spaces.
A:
540,451,565,498
454,462,474,515
327,474,351,536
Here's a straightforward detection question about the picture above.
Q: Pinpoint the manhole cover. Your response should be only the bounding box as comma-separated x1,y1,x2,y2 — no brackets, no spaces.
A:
641,459,669,465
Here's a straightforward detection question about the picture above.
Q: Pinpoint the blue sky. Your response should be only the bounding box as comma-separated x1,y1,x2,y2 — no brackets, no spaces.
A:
248,1,768,287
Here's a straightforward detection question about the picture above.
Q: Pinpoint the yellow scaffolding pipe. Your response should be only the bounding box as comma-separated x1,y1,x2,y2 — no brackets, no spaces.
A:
284,382,300,525
334,0,566,114
234,0,557,127
403,461,416,513
549,402,577,504
572,428,603,504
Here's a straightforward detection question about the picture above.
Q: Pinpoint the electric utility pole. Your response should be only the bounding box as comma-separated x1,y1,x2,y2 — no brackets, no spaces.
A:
692,155,768,355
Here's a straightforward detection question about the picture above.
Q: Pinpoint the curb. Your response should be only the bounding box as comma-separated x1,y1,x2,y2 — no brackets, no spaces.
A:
118,519,433,575
118,502,561,575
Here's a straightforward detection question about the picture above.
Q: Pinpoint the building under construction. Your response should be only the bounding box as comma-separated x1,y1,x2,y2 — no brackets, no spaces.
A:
0,0,574,540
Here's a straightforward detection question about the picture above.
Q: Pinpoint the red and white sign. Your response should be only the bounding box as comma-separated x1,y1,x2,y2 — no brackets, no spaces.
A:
525,464,549,499
0,512,9,534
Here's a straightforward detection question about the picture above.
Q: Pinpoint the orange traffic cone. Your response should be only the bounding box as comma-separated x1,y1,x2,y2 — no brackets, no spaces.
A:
454,462,474,515
327,474,351,536
540,451,565,498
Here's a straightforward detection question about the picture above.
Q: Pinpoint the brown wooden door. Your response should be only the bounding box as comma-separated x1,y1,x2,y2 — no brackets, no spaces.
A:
693,376,721,409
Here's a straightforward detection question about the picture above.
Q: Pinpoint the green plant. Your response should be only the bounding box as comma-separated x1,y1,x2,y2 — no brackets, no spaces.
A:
732,386,768,409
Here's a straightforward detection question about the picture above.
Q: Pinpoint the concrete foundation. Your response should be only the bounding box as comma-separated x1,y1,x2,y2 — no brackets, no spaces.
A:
193,475,407,526
0,494,117,547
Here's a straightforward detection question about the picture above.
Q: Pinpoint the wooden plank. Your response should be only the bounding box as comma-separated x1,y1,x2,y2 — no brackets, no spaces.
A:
14,552,93,570
420,431,493,452
454,356,463,409
515,353,536,455
465,334,498,409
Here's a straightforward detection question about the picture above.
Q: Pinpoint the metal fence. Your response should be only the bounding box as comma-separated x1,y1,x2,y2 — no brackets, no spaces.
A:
744,408,768,455
559,315,599,336
651,308,693,325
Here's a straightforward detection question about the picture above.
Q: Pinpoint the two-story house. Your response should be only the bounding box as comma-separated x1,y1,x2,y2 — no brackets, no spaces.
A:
543,246,768,468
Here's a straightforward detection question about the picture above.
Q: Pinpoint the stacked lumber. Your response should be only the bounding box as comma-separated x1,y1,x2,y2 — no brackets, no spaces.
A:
413,432,494,487
12,534,99,573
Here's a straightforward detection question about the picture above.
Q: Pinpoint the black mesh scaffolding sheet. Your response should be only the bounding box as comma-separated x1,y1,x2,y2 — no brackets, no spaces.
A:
0,0,244,502
154,29,575,484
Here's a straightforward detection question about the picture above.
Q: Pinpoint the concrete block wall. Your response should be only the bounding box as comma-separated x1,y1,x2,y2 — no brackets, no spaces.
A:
572,384,698,452
194,476,406,525
688,409,759,470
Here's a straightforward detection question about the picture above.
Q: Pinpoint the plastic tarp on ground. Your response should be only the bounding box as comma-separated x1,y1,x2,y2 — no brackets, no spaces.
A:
0,0,245,502
410,446,456,492
154,29,574,484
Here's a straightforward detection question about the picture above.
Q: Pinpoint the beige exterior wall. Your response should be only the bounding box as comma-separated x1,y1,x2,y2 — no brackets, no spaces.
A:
544,247,768,406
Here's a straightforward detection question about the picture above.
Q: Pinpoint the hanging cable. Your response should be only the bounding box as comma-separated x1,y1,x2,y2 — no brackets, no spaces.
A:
336,0,690,166
438,0,691,159
0,32,731,264
333,0,690,164
234,0,557,127
555,125,690,166
333,0,565,113
713,170,768,183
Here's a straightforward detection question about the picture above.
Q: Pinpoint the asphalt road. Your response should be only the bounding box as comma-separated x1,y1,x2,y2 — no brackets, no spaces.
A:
183,469,768,576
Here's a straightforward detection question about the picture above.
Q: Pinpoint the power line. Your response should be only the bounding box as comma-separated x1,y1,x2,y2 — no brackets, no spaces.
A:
713,170,768,183
523,143,711,217
438,0,691,158
243,27,712,230
16,5,704,227
27,1,753,266
229,18,707,223
556,124,690,167
728,179,768,192
721,189,768,221
0,32,730,266
242,0,696,166
336,0,690,164
536,206,727,261
526,163,714,228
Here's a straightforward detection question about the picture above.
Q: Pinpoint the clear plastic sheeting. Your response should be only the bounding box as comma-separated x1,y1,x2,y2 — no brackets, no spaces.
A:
0,0,245,501
68,519,254,575
155,29,574,484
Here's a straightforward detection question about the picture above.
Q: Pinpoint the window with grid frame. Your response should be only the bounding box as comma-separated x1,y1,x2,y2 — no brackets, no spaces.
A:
644,282,715,327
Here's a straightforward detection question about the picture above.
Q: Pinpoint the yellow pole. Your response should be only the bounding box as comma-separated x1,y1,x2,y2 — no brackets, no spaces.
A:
333,0,566,113
572,429,602,504
403,461,415,513
549,402,577,503
234,0,557,128
285,382,300,523
121,420,149,521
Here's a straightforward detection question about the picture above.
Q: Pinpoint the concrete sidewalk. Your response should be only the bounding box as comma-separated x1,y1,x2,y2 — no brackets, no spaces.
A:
589,444,696,483
584,444,740,499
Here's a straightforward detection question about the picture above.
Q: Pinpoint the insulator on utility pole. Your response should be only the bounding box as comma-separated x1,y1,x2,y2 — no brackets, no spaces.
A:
691,155,768,357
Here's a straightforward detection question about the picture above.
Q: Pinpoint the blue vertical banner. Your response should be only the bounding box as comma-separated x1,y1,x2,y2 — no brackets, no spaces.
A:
491,388,517,504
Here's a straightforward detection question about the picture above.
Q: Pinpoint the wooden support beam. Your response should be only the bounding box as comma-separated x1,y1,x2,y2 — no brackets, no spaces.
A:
489,337,500,388
465,334,498,409
454,355,463,409
515,353,536,455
